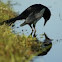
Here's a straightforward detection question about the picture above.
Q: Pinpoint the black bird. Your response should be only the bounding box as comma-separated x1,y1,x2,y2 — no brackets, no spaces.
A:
0,4,51,30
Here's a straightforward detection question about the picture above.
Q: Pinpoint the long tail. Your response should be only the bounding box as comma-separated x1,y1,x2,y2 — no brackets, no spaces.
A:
0,14,25,25
0,18,16,25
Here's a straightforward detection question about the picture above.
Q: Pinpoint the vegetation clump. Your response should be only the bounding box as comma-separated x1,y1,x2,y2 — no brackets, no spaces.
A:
0,1,17,23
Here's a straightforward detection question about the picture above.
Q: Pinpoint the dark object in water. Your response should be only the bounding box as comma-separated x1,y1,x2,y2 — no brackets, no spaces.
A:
31,33,52,56
38,33,52,56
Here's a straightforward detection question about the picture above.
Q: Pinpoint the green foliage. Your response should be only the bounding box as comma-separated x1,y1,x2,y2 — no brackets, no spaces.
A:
0,24,34,62
0,1,17,23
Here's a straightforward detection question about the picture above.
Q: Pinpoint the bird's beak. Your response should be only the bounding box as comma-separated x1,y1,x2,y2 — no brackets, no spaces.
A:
44,20,47,26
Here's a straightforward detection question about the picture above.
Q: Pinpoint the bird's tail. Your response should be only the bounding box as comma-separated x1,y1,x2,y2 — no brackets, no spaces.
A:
0,18,16,25
0,14,24,25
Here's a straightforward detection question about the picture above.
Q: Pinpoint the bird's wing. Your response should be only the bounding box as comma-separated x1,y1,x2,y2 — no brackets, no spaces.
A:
18,5,37,20
25,12,36,24
35,8,45,18
18,4,44,19
25,8,45,24
26,8,45,23
18,7,32,19
20,12,35,26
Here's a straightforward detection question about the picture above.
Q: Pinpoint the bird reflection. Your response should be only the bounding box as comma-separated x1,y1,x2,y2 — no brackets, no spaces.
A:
29,33,53,62
37,33,53,56
29,32,53,56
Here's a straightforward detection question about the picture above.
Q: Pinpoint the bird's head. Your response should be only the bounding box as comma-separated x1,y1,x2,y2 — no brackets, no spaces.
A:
43,33,53,46
44,33,53,41
43,7,51,26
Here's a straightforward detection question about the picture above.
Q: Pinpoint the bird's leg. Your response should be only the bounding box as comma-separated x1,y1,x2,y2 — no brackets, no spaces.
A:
33,31,36,37
29,24,34,32
33,24,36,33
